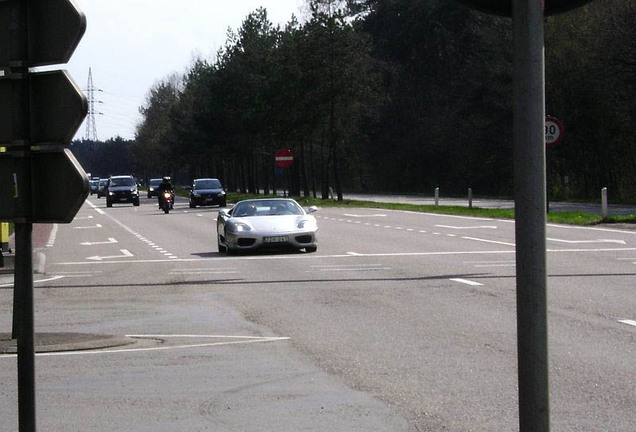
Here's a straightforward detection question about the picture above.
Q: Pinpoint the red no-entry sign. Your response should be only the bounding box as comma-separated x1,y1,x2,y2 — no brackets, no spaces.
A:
275,149,294,169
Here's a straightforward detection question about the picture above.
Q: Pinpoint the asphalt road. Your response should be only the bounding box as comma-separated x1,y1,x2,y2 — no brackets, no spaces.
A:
1,195,635,431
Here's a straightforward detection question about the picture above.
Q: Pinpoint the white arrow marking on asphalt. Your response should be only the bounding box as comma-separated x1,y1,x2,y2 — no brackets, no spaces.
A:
74,224,102,230
86,249,133,261
435,225,497,229
80,238,118,246
547,238,626,245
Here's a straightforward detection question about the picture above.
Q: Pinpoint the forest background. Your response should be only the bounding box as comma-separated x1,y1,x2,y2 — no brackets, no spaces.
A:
71,0,636,203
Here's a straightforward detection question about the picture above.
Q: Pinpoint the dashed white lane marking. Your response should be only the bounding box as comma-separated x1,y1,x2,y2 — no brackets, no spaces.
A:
618,320,636,327
0,335,290,358
85,200,179,259
450,278,484,286
46,224,58,247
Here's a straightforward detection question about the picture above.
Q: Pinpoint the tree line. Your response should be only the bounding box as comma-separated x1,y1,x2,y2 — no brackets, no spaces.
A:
74,0,636,203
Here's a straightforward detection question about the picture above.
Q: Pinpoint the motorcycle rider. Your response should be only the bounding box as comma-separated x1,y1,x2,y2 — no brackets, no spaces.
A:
157,176,174,208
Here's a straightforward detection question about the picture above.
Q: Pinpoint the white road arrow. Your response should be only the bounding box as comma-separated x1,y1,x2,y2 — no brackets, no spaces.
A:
86,249,133,261
74,224,102,230
80,238,118,246
547,238,626,245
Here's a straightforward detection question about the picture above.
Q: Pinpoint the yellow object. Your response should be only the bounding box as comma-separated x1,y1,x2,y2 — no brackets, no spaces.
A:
0,223,8,252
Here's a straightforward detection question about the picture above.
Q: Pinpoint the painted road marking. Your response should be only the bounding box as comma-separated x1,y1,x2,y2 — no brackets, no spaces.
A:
0,335,290,358
547,238,626,245
0,275,66,288
80,238,118,246
46,224,58,247
462,236,516,247
343,213,387,218
436,225,497,230
86,249,133,261
618,319,636,327
52,246,636,266
450,278,484,286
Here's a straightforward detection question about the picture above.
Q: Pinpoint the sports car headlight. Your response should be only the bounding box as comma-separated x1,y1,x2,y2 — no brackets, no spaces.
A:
297,219,316,229
231,222,251,233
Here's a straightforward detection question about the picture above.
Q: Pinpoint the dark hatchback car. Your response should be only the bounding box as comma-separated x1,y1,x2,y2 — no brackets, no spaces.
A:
147,178,162,198
106,175,140,207
189,178,226,208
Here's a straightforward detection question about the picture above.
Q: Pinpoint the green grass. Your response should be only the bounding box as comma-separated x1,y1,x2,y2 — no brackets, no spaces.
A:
224,192,636,227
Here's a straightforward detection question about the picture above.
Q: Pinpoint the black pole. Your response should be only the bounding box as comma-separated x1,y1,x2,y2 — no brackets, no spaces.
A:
513,0,550,431
15,222,36,432
10,0,37,429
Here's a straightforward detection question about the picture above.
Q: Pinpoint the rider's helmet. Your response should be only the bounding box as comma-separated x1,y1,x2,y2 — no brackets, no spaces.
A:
162,176,171,183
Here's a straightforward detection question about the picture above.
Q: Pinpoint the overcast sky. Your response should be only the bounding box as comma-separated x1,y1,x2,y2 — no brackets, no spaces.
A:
66,0,305,142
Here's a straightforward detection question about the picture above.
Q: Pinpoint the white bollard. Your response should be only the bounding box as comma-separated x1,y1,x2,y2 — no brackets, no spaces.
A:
435,187,440,209
601,187,608,220
468,188,473,209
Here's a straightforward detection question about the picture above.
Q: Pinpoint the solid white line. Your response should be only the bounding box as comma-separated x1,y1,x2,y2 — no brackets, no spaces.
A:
0,336,291,359
436,225,497,230
618,319,636,327
51,247,636,266
450,278,484,286
462,236,516,247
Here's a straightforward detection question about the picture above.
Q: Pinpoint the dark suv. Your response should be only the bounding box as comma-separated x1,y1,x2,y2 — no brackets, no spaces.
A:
189,178,226,208
106,175,140,207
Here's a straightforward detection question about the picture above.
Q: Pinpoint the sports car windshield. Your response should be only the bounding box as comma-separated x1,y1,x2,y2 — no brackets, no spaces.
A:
232,200,303,217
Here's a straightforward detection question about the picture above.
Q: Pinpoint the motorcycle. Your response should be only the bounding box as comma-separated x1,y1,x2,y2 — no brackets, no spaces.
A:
160,190,174,214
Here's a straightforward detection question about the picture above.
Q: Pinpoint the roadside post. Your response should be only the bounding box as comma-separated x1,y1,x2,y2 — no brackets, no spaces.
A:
601,187,608,220
456,1,595,431
0,1,88,431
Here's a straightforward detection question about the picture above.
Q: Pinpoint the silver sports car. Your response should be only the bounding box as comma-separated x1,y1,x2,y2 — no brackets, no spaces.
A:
217,198,318,255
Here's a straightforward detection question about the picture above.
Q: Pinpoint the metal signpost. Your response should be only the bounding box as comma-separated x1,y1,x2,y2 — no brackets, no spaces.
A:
456,1,594,431
0,0,88,430
275,149,294,196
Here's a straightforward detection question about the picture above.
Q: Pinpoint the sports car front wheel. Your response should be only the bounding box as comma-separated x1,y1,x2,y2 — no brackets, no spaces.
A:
217,235,226,253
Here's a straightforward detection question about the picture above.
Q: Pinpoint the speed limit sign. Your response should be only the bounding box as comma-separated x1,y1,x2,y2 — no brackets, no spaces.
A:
545,116,564,147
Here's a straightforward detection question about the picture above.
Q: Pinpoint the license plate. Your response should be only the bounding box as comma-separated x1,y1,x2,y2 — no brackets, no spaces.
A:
263,236,288,243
